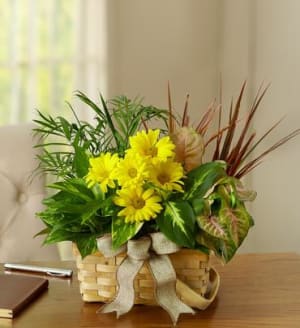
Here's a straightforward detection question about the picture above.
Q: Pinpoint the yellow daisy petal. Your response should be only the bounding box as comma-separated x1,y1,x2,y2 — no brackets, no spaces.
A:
128,129,175,162
149,159,185,192
85,152,119,193
115,153,149,187
114,186,162,223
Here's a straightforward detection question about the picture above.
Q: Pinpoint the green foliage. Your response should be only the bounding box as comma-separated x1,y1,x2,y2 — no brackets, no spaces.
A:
34,92,255,261
34,93,170,176
194,178,254,262
183,161,227,200
157,201,196,248
34,93,170,257
112,217,143,250
36,178,112,257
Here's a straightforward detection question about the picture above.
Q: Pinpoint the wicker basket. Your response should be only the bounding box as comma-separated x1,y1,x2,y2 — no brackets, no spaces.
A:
73,244,211,305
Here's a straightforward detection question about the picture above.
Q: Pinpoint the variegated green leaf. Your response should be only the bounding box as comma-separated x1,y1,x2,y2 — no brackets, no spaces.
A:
218,238,238,263
191,198,210,216
196,231,238,263
157,201,195,248
196,214,230,241
112,216,143,250
219,202,253,247
217,183,239,207
184,161,227,200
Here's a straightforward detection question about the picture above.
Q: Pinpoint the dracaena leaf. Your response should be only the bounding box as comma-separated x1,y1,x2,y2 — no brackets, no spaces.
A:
184,161,227,200
75,236,98,258
191,198,210,216
112,216,143,250
157,200,196,248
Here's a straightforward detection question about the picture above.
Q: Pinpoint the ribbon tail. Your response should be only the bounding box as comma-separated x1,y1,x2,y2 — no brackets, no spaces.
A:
149,254,195,325
98,257,143,318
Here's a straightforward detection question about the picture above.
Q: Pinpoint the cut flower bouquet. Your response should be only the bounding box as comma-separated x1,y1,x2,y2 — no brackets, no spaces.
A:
34,83,299,323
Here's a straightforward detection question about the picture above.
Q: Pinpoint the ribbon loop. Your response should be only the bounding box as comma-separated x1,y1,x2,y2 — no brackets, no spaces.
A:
127,237,151,260
150,232,180,254
97,234,126,258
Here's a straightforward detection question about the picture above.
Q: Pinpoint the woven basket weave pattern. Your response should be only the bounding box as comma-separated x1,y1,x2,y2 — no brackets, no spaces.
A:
74,246,210,304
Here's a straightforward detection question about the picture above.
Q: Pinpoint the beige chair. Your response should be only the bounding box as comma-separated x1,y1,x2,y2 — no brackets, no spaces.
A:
0,123,59,262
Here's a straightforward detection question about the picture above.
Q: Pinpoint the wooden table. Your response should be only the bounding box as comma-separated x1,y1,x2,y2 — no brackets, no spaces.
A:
1,253,300,327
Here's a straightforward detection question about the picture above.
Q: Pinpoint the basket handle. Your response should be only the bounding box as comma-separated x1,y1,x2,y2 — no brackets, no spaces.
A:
176,266,220,310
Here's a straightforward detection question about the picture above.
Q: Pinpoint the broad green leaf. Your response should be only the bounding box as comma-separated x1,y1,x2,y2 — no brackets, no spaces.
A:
194,242,210,255
75,236,98,258
91,184,105,200
37,208,65,226
112,216,143,250
80,201,104,223
191,198,210,216
46,202,87,214
184,161,227,200
44,226,99,258
100,196,116,217
48,179,93,202
73,145,90,178
157,201,196,248
45,227,78,244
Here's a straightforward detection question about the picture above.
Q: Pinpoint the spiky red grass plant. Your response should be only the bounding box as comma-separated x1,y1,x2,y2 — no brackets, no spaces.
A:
167,82,300,178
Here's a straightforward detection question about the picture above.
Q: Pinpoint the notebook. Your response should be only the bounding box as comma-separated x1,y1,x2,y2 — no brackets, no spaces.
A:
0,273,48,318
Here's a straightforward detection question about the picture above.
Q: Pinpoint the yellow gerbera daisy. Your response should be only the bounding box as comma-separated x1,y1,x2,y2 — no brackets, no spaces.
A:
128,129,175,162
149,159,185,192
85,152,119,193
114,186,162,223
115,153,149,187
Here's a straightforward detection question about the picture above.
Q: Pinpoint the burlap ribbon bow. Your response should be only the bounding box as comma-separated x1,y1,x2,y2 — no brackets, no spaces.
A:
96,232,195,324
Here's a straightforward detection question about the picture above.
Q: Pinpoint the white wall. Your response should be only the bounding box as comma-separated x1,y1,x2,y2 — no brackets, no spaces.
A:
107,0,220,121
204,0,300,253
243,0,300,253
104,0,300,254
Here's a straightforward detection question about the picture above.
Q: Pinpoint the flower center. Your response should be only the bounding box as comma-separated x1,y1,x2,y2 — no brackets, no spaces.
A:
157,173,170,185
128,167,137,178
147,146,157,157
132,197,145,209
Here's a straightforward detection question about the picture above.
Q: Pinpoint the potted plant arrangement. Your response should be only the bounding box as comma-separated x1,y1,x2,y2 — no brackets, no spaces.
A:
33,83,299,324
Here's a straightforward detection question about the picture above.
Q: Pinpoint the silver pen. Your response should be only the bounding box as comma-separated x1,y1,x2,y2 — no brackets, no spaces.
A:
4,263,73,277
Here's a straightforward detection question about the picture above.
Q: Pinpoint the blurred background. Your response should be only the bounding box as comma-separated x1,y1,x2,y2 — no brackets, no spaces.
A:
0,0,299,254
